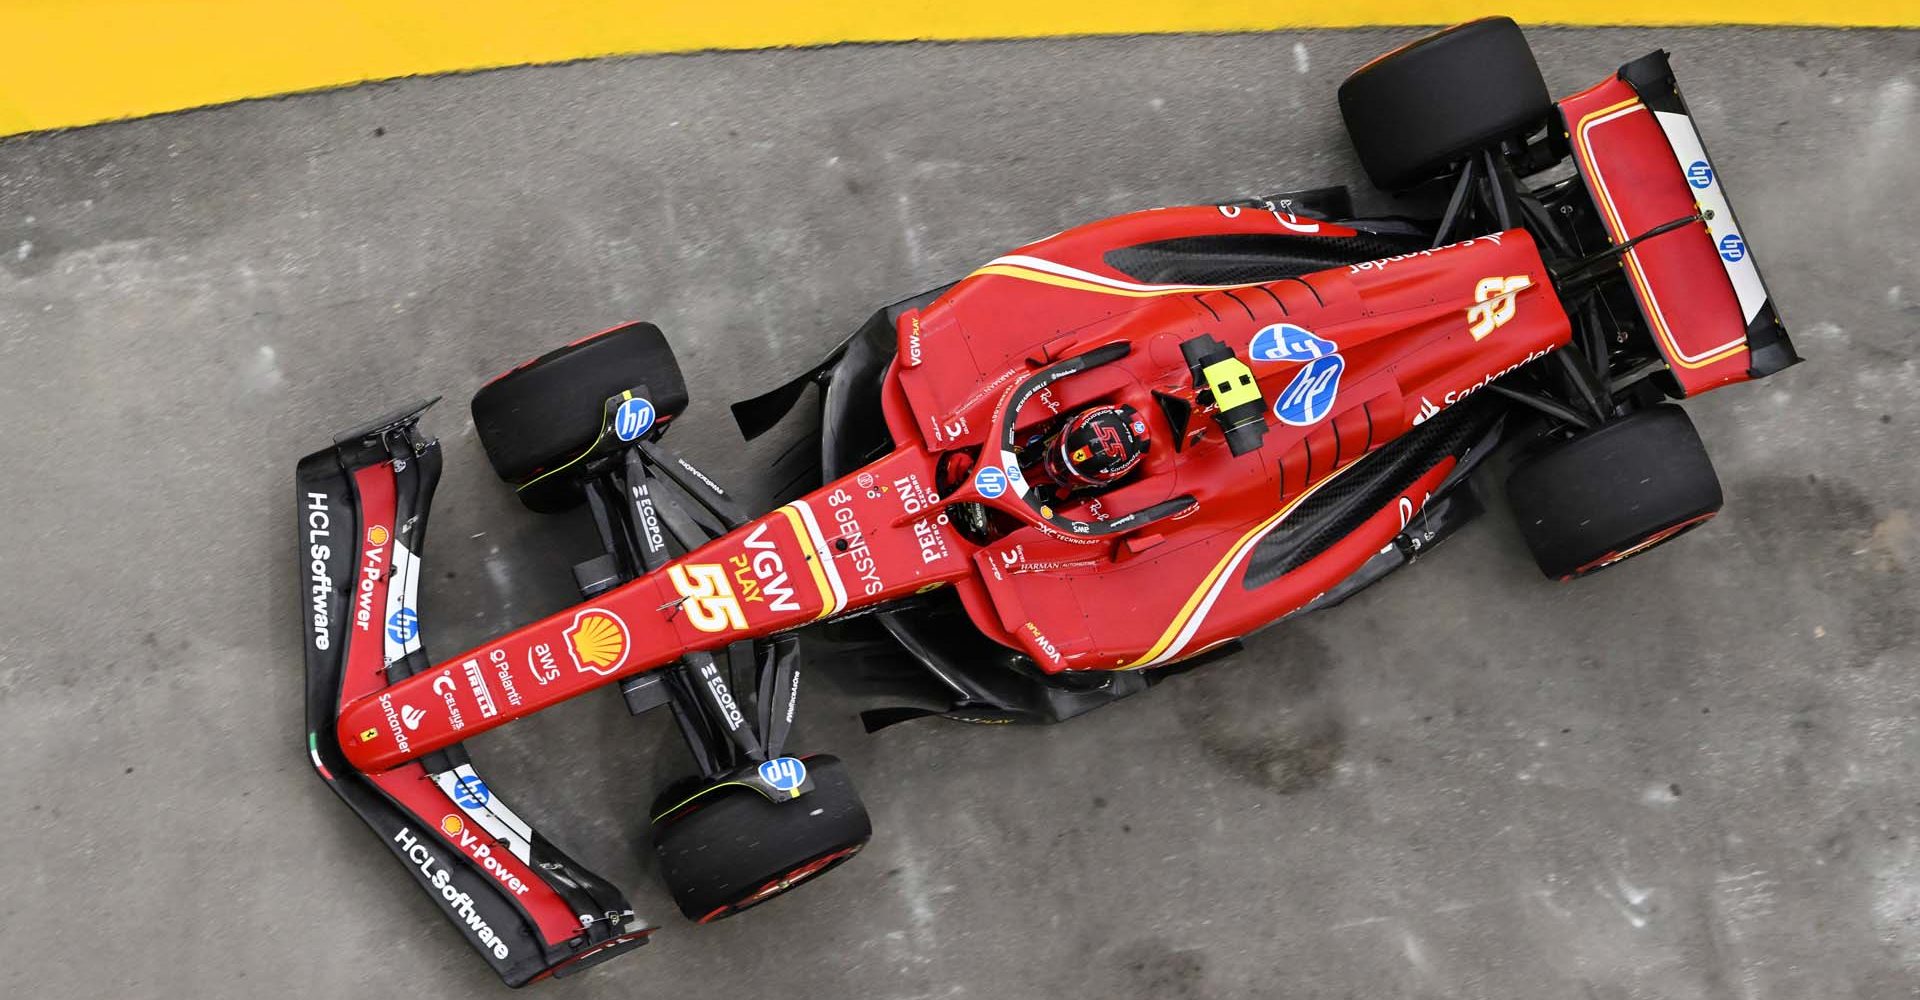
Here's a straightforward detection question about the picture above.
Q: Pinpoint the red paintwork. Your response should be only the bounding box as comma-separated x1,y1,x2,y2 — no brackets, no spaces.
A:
340,202,1573,774
341,463,585,947
1560,77,1752,394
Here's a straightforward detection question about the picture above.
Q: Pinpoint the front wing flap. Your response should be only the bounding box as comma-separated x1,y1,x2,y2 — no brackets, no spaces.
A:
298,402,653,986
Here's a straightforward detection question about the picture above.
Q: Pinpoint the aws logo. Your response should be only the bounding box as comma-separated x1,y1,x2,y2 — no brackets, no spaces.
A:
563,608,631,676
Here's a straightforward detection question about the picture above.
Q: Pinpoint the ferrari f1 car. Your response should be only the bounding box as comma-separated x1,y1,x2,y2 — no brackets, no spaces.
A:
297,19,1796,984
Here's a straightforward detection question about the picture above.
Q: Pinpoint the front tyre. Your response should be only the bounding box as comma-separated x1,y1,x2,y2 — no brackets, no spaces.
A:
651,755,872,923
1505,405,1723,580
470,321,689,513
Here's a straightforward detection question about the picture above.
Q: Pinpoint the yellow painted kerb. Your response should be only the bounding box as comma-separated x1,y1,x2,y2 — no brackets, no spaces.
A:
2,1,1913,138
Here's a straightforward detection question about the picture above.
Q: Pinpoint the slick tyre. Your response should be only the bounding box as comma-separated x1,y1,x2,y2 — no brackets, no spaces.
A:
1505,404,1723,580
652,755,872,924
471,322,688,512
1338,17,1552,191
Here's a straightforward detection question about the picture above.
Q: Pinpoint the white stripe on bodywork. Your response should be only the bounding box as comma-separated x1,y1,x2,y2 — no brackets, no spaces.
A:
982,254,1237,293
788,500,848,614
383,538,421,664
1650,109,1768,324
1579,104,1747,365
1140,462,1359,668
435,763,535,864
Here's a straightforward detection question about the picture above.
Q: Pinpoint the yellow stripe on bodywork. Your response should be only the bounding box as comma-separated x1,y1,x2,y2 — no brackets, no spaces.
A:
965,264,1226,298
1572,99,1746,371
778,504,841,619
1122,456,1362,668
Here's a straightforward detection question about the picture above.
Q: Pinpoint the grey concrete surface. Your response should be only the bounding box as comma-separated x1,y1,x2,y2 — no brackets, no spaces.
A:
2,26,1917,1000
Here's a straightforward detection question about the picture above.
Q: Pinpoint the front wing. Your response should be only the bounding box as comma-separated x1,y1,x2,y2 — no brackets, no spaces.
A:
297,402,653,986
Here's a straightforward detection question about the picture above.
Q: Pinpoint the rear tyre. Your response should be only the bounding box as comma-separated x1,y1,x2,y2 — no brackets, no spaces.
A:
1338,17,1551,191
1505,405,1723,580
652,755,872,923
471,322,688,512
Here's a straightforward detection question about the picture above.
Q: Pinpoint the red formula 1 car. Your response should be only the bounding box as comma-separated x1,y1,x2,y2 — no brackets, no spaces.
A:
296,20,1796,984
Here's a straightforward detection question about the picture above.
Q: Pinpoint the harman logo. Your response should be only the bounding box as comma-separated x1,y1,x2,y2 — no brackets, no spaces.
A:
564,608,631,676
1411,397,1440,426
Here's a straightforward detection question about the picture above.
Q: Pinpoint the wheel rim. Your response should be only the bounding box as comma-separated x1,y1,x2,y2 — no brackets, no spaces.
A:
695,844,865,925
1564,511,1715,579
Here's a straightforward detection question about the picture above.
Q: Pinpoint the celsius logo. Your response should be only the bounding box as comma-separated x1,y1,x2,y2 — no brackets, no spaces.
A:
401,705,426,730
1686,160,1714,189
1274,355,1343,427
450,775,491,809
1249,323,1337,363
564,608,631,675
387,608,419,644
1719,234,1747,262
613,397,655,442
974,466,1008,499
758,756,808,793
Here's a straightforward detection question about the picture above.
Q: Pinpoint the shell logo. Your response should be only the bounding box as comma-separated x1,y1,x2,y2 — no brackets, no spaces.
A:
367,525,390,545
440,814,465,837
564,608,630,676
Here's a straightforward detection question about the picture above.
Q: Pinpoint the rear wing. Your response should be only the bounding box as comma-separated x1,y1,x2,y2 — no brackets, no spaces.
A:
1559,51,1800,395
297,403,654,986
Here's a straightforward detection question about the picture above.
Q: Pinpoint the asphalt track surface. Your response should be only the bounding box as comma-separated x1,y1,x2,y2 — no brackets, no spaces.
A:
2,26,1917,1000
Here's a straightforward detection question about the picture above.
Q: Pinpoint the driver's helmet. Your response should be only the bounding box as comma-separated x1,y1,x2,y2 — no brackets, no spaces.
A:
1043,403,1151,490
